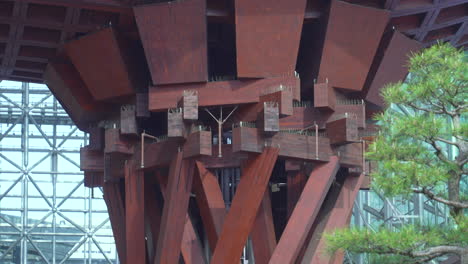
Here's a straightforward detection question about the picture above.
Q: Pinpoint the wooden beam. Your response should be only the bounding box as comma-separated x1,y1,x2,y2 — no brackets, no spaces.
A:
251,190,277,264
301,173,365,264
154,152,196,264
211,147,279,264
155,165,207,264
144,175,162,264
232,126,332,162
125,160,146,264
269,156,339,264
149,75,300,111
287,169,307,219
193,161,226,252
103,182,126,263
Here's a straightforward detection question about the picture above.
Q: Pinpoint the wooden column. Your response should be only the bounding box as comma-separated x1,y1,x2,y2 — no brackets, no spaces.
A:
103,182,126,263
251,190,277,264
144,175,163,263
125,160,145,264
211,147,279,264
154,152,196,264
193,161,226,252
155,169,206,264
269,156,339,264
301,173,365,264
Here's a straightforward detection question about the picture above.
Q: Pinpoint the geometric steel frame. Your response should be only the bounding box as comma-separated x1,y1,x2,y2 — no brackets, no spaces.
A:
0,81,117,263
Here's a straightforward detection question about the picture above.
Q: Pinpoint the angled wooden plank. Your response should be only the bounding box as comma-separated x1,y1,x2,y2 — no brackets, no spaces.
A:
124,160,145,264
301,173,365,264
365,31,422,107
134,0,207,85
251,190,277,264
155,152,196,264
149,75,300,111
64,27,135,101
155,167,207,264
103,182,126,263
193,161,226,252
211,147,279,264
318,0,389,91
269,156,340,264
235,0,307,77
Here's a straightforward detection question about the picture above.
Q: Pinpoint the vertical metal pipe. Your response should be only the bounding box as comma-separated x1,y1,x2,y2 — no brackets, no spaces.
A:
52,95,58,264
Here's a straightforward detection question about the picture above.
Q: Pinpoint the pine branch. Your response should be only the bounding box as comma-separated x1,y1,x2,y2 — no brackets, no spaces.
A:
412,187,468,209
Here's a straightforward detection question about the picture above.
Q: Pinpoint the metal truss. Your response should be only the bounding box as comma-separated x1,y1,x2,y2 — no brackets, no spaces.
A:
0,81,117,263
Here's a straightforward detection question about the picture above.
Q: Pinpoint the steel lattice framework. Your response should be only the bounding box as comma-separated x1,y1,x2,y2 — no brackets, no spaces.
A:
0,80,117,263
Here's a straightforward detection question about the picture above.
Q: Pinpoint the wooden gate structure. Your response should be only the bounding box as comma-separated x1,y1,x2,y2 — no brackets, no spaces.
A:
0,0,467,263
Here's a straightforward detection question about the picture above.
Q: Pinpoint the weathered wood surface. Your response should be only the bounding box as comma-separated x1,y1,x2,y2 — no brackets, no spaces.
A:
211,148,279,264
124,161,145,264
149,76,300,111
251,190,277,264
103,182,126,263
235,0,307,77
134,0,207,85
154,152,196,264
232,126,332,161
365,31,422,107
269,156,339,264
317,0,389,91
301,173,365,264
64,27,135,101
193,161,226,252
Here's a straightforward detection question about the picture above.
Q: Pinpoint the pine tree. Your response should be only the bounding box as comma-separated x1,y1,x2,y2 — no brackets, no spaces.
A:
326,43,467,263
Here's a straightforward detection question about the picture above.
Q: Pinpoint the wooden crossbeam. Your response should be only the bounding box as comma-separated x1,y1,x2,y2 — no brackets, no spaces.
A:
211,147,279,264
155,152,197,264
102,182,126,263
301,173,365,264
193,161,226,252
149,76,300,111
232,126,332,162
124,160,145,264
251,190,277,264
269,156,339,264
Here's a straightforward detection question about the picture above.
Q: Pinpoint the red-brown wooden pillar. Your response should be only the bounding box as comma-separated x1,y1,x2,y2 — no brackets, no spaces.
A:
193,161,226,252
103,182,126,263
125,160,146,264
251,190,277,264
211,147,279,264
269,156,339,264
301,173,365,264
